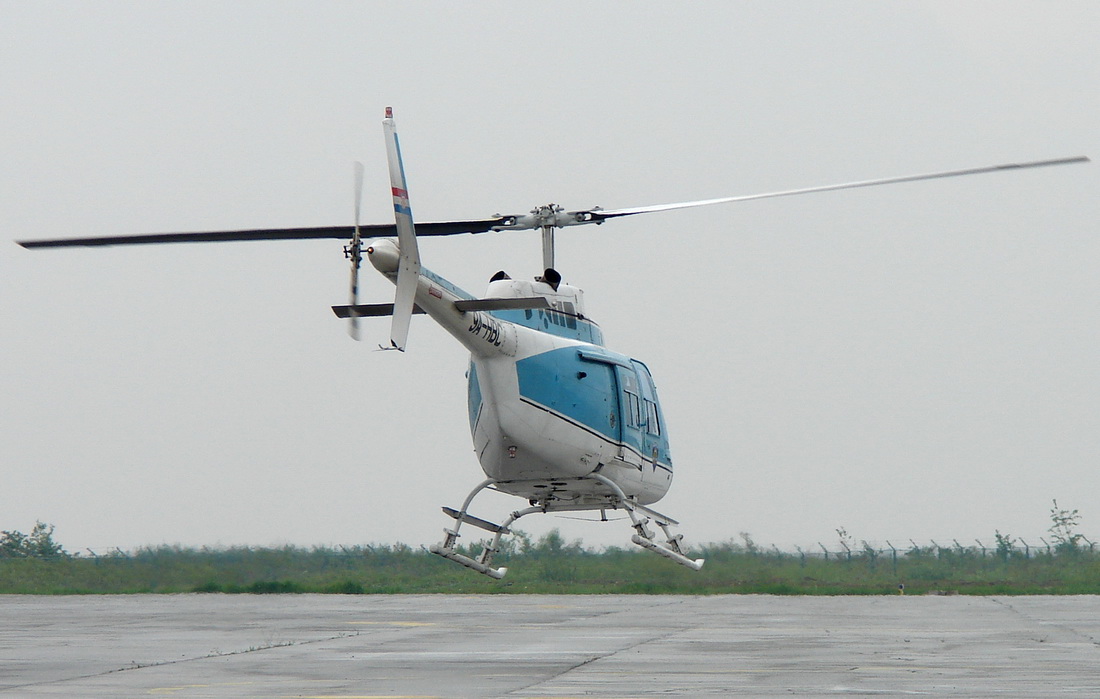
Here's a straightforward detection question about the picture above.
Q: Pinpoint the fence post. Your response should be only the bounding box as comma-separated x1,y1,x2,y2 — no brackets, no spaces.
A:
885,540,898,575
818,543,829,561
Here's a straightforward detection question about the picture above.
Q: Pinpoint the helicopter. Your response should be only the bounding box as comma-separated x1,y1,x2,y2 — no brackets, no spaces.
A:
18,109,1088,578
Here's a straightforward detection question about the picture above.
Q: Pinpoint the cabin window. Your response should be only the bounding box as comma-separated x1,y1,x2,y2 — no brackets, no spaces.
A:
645,399,661,436
624,391,642,429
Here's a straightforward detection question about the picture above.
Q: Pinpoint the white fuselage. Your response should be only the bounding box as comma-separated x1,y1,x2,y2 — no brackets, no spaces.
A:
367,239,673,509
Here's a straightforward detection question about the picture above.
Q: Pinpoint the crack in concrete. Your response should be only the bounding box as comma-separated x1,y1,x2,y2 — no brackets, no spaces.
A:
0,630,361,692
987,597,1100,648
507,598,696,695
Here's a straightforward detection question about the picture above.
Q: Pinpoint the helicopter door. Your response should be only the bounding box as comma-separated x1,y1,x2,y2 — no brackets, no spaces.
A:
613,364,647,469
630,360,666,477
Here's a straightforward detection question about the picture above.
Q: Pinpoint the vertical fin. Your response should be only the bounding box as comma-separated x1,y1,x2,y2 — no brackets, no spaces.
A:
382,107,421,351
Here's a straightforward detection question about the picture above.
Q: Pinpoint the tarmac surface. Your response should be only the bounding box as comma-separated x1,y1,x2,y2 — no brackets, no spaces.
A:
2,594,1099,697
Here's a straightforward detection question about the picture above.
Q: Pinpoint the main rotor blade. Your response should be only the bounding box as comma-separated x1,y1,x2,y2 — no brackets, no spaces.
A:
16,219,504,249
589,156,1090,220
16,156,1087,250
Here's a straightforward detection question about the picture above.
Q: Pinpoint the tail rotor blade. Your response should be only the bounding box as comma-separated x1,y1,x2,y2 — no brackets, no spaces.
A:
383,107,421,351
354,160,364,226
347,161,365,341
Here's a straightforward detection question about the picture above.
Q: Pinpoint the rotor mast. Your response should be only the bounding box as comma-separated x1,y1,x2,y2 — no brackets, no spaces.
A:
508,203,588,271
541,214,557,270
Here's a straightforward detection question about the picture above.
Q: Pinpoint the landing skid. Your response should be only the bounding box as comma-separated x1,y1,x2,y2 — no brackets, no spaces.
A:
429,475,705,578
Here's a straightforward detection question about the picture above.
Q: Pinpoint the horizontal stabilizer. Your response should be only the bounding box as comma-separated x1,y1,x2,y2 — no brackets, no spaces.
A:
333,296,547,319
332,303,426,318
454,297,550,312
442,507,511,534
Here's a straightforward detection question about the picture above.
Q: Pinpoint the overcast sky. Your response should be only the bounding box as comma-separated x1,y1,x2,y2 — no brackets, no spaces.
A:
3,2,1098,555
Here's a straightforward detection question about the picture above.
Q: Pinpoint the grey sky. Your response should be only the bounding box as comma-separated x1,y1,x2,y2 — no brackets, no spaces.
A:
3,2,1098,554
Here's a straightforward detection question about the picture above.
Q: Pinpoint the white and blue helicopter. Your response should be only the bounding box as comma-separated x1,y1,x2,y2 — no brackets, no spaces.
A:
19,109,1087,578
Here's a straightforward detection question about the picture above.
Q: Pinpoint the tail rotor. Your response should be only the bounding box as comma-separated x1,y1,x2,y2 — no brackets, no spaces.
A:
344,161,366,340
335,110,423,350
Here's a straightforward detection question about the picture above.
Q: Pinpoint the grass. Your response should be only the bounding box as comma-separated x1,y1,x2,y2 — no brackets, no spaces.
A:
2,539,1099,595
